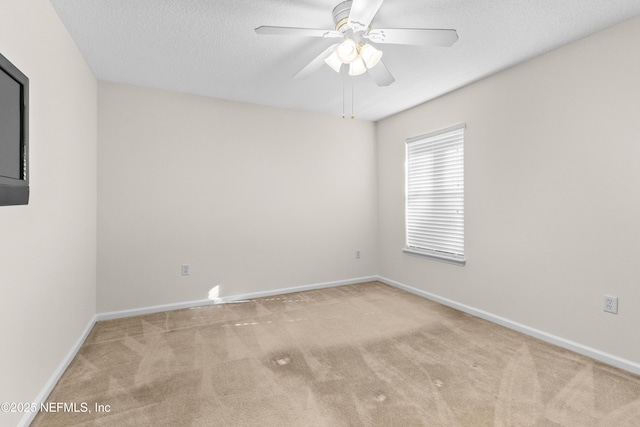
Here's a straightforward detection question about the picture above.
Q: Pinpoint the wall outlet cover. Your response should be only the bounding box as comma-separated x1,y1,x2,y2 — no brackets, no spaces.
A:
604,295,618,314
181,264,190,276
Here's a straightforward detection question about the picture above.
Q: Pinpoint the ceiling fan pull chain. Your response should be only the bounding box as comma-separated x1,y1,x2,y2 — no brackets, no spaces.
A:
342,67,346,119
351,78,355,119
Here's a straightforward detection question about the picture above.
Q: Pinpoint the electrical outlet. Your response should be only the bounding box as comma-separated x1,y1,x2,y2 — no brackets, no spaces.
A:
181,264,190,276
603,295,618,314
355,250,361,259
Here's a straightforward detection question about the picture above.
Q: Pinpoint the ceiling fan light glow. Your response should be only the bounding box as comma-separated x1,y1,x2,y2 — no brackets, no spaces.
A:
336,38,359,63
360,43,383,69
324,51,342,73
348,57,367,76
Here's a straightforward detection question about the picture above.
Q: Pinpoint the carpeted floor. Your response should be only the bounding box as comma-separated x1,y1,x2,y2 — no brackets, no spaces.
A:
32,281,640,426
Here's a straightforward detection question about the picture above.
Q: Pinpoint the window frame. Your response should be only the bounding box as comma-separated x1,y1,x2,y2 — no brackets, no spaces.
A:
404,123,466,266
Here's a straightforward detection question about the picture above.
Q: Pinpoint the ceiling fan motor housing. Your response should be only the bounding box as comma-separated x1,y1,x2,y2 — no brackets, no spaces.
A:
333,1,354,33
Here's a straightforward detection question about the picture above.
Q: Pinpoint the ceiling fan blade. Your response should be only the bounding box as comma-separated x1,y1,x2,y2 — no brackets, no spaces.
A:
347,0,386,32
255,26,341,39
365,28,458,46
367,60,394,87
294,44,340,79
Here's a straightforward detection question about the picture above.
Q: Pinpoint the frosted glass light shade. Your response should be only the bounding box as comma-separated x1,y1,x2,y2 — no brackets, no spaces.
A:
348,57,367,76
324,51,342,73
336,38,359,63
360,43,383,69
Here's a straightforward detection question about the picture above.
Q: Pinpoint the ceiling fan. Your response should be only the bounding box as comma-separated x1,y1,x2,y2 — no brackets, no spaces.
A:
255,0,458,87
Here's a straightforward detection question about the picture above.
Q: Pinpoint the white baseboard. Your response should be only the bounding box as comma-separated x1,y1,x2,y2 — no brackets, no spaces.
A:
23,273,639,427
96,297,218,321
376,275,640,376
96,276,378,321
18,315,97,427
21,276,375,426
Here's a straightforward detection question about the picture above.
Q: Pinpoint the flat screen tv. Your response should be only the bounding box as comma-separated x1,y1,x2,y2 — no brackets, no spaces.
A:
0,51,29,206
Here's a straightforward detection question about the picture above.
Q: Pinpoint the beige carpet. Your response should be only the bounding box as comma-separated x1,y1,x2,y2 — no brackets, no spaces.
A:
32,282,640,426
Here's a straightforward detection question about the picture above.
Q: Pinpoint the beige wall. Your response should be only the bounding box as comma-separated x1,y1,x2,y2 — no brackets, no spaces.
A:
97,82,377,312
377,16,640,364
0,1,97,425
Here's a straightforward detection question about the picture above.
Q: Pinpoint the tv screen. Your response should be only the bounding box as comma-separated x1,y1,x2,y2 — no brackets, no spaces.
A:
0,51,29,206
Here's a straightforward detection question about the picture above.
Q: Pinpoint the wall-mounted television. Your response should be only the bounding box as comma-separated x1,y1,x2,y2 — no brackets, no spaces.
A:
0,51,29,206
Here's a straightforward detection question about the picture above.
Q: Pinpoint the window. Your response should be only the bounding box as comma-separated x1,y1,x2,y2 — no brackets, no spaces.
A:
404,124,465,265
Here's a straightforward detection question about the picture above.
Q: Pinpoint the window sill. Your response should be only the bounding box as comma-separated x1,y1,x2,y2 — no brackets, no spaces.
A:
403,248,466,266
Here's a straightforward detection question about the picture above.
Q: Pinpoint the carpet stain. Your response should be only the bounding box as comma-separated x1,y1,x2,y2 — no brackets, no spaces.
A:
273,356,291,366
32,281,640,427
373,392,388,402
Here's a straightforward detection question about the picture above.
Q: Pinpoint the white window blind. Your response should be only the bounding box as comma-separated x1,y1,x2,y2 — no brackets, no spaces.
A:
405,124,465,265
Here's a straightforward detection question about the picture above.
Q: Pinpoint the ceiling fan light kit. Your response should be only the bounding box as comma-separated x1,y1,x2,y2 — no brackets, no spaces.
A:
360,43,382,69
324,51,343,73
348,57,367,76
324,39,381,75
335,37,359,63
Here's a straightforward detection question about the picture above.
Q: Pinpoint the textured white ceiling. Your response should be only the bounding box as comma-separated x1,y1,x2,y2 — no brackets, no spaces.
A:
49,0,640,121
